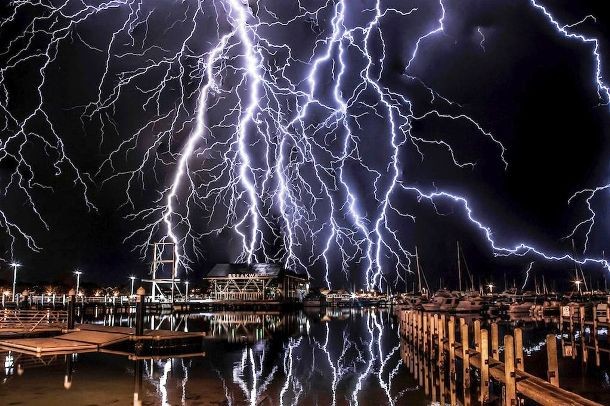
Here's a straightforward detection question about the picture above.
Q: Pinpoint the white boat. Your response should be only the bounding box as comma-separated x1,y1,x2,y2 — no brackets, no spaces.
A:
455,292,486,313
508,301,534,314
422,290,459,312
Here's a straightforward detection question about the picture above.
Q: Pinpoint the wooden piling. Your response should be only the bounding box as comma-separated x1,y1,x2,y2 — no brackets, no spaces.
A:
461,322,471,389
448,317,457,404
491,322,499,361
437,314,445,367
480,329,490,403
423,312,428,353
474,319,481,353
546,334,559,387
504,335,516,406
514,328,524,372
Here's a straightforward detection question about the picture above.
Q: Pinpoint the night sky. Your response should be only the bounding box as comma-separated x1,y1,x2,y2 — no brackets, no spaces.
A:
1,0,610,291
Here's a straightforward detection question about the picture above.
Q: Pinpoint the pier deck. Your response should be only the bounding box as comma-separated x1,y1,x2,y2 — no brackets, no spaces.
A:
0,324,204,356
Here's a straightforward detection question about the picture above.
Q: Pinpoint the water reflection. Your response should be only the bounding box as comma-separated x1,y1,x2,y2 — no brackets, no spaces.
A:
1,308,422,405
3,309,610,404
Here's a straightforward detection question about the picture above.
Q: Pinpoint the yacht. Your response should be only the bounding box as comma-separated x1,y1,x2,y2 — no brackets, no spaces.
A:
455,291,486,313
422,290,459,312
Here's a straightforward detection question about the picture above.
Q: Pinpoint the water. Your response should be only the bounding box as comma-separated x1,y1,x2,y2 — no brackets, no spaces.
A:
1,309,609,405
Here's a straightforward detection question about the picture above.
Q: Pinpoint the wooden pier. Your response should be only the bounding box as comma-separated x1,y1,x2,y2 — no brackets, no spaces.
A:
399,309,602,406
0,323,204,356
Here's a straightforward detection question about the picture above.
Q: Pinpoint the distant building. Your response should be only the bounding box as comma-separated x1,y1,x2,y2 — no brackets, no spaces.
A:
204,263,309,302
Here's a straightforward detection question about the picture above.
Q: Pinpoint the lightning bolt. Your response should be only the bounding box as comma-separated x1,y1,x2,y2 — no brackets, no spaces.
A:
522,261,535,290
2,0,610,290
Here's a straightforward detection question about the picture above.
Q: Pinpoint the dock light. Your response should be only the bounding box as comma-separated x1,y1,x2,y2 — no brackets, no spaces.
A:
184,280,190,300
129,276,137,296
9,262,21,302
74,270,83,295
487,283,495,294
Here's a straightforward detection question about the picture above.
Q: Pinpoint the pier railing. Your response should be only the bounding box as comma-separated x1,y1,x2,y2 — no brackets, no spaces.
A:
0,309,68,332
398,309,601,406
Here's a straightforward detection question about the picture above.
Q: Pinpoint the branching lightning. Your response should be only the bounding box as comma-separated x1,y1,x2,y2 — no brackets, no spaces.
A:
1,0,610,287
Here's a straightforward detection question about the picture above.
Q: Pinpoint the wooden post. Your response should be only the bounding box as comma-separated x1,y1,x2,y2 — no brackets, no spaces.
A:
546,334,559,387
135,287,146,337
423,312,428,353
439,353,446,406
67,289,76,330
461,322,470,389
414,312,419,350
474,319,481,353
448,316,456,405
491,322,499,361
419,312,424,350
430,314,436,359
480,329,490,403
514,328,524,371
504,335,516,406
437,314,445,367
594,312,601,367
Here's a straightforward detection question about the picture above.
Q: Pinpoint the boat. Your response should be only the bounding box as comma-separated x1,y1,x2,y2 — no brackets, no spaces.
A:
455,291,486,313
303,291,326,307
421,289,459,312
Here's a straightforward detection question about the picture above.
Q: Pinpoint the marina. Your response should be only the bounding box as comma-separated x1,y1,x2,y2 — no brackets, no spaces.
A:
2,0,610,404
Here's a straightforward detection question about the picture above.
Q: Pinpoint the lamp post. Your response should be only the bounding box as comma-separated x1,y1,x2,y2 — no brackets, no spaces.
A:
10,262,21,302
74,270,83,295
129,276,136,296
184,280,190,302
487,283,495,294
574,279,583,294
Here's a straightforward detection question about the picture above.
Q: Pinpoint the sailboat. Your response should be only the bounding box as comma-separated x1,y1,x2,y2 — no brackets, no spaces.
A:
454,242,487,313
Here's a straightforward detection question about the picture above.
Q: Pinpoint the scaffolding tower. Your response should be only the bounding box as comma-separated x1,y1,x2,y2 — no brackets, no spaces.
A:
142,242,183,302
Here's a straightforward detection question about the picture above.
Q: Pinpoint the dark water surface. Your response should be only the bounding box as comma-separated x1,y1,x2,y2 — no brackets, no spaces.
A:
1,309,609,405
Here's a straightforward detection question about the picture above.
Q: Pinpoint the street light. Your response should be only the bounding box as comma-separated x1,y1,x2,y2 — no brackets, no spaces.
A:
129,276,136,296
184,280,190,302
74,270,83,295
10,262,21,302
487,283,495,294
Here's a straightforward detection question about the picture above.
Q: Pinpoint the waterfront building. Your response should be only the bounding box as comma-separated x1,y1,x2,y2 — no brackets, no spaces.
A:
204,263,309,302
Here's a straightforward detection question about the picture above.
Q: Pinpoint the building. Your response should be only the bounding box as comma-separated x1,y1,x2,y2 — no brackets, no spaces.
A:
204,263,309,302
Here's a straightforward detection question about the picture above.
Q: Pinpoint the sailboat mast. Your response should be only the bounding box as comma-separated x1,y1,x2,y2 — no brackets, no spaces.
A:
415,246,422,294
457,241,462,292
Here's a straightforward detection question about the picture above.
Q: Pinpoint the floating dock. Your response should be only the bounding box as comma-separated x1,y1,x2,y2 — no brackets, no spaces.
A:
0,324,204,356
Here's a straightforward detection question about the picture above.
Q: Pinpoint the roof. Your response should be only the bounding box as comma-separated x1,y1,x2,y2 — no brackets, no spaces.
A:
205,263,308,280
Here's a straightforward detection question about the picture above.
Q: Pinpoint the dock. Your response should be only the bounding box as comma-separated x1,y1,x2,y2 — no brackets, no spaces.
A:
0,324,204,356
399,309,602,406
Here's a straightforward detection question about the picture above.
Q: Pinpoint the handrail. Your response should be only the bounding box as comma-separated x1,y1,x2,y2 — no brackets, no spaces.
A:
0,309,68,332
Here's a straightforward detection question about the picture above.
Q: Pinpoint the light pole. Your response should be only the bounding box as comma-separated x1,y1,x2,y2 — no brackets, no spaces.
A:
184,280,190,301
10,262,21,302
574,279,583,294
129,276,136,296
74,270,83,295
487,283,495,294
